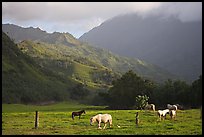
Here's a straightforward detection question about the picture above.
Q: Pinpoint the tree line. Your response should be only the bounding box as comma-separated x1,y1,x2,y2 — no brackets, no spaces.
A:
94,70,202,109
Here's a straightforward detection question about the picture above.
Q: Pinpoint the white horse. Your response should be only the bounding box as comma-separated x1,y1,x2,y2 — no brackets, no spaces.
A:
90,114,112,129
167,104,178,111
145,103,155,112
169,110,176,120
157,109,170,120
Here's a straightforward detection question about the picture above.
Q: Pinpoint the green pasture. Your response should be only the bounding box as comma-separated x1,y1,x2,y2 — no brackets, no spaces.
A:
2,102,202,135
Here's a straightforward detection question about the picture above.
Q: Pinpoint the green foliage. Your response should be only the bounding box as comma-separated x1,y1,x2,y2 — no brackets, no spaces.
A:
2,32,72,104
102,70,201,109
150,76,202,109
189,75,202,107
106,70,153,109
135,95,149,110
70,83,90,100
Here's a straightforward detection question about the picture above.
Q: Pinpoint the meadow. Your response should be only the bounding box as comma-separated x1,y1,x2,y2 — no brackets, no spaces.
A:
2,102,202,135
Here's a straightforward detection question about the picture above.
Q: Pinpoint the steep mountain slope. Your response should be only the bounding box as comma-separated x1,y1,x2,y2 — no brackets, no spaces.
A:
2,31,78,104
17,40,119,89
17,40,178,84
79,13,202,82
2,23,180,84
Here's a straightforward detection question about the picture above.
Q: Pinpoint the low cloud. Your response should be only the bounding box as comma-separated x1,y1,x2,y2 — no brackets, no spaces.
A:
2,2,202,38
152,2,202,22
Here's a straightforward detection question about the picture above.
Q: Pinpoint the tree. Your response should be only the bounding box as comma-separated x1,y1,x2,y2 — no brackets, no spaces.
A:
189,75,202,107
107,70,149,109
173,80,190,105
135,95,149,110
70,83,90,100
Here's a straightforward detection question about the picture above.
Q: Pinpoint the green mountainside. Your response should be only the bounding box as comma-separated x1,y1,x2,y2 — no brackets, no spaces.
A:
2,24,181,104
17,40,119,89
2,31,119,104
2,23,178,83
17,40,178,85
2,32,77,104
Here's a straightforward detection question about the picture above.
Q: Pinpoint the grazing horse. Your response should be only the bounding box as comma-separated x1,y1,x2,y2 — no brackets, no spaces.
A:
157,109,170,120
169,110,176,120
145,103,155,112
90,114,112,129
167,104,178,111
72,110,85,120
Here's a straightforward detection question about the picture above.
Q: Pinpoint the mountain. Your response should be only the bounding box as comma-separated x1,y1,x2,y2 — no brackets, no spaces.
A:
17,40,120,89
2,31,76,104
2,30,120,105
2,23,81,46
2,23,179,84
79,13,202,82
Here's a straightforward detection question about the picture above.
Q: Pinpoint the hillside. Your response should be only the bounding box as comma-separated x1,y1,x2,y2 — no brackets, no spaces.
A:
17,40,119,89
17,40,179,84
2,31,77,104
79,13,202,82
2,23,179,84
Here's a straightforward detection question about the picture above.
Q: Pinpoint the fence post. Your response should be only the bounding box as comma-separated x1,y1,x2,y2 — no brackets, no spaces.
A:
35,111,39,129
136,112,139,127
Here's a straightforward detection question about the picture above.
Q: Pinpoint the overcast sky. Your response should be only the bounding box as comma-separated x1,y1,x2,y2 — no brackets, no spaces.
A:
2,2,202,38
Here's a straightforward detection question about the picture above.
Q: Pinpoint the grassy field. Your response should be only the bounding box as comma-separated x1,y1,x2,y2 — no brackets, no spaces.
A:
2,102,202,135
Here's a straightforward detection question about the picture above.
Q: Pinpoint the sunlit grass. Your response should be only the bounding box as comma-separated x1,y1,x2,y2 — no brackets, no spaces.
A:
2,103,202,135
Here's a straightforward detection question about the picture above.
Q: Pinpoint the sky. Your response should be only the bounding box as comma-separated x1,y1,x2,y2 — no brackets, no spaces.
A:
2,2,202,38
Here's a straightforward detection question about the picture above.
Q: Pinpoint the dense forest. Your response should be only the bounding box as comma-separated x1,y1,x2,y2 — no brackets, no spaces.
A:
93,70,202,109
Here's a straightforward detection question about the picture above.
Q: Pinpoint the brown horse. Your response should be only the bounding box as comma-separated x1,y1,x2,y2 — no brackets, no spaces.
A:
72,110,86,120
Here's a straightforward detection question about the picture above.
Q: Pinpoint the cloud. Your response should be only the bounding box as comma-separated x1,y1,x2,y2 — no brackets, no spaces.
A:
2,2,161,22
2,2,202,38
152,2,202,22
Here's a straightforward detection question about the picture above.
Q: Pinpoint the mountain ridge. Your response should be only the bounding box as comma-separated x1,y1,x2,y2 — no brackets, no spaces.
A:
2,23,180,83
79,13,202,82
2,23,81,46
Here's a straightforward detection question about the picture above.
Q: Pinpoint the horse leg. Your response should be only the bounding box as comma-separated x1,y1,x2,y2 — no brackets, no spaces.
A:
103,123,107,129
109,120,112,128
98,122,101,129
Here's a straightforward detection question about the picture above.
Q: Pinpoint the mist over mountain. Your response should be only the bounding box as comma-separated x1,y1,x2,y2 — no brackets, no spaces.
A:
79,13,202,82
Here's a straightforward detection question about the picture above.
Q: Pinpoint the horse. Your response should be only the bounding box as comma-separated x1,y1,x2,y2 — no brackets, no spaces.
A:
145,103,155,112
167,104,178,111
175,104,183,110
169,110,176,120
157,109,170,120
90,114,112,129
72,110,85,120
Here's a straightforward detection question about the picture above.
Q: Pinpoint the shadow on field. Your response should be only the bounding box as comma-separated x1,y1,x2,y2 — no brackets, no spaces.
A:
71,122,89,126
